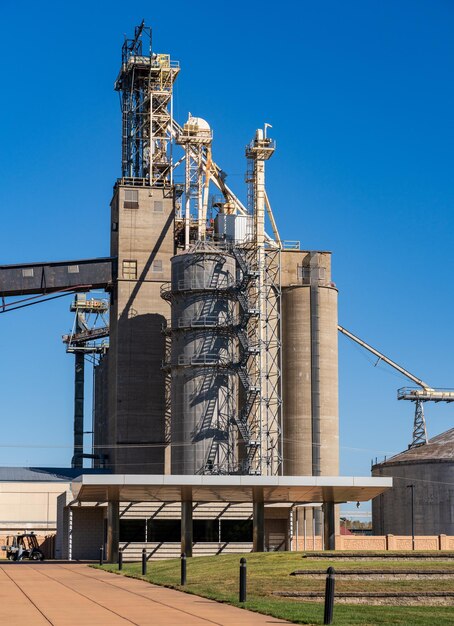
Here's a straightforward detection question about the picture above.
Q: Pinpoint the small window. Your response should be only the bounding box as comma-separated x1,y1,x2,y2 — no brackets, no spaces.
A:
68,265,79,274
124,189,139,209
22,268,34,278
112,221,118,232
122,259,137,280
154,201,163,213
299,265,325,286
152,260,163,273
297,265,304,282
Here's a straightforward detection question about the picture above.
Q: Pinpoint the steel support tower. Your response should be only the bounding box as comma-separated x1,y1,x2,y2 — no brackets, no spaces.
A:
115,21,179,186
176,116,213,247
242,128,282,475
63,294,109,467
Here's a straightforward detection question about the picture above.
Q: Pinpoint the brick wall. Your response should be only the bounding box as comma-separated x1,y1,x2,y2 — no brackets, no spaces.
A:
335,534,454,551
290,534,454,551
291,536,324,551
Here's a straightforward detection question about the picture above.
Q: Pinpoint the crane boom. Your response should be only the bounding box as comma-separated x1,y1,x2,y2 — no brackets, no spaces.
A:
338,325,433,391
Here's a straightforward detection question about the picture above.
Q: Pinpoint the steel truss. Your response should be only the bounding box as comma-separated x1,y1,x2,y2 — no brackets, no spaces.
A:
233,130,283,476
63,295,109,356
62,294,109,469
176,118,212,246
115,23,179,186
262,246,283,474
231,244,282,475
410,400,429,448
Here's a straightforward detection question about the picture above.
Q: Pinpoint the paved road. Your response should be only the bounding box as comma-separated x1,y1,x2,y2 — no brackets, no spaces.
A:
0,563,290,625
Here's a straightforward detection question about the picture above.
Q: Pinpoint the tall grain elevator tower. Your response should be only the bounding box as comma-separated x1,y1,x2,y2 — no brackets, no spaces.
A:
94,23,339,500
95,24,179,472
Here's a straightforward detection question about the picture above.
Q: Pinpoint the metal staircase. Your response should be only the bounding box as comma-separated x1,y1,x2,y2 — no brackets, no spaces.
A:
232,247,259,291
203,439,219,473
230,246,263,473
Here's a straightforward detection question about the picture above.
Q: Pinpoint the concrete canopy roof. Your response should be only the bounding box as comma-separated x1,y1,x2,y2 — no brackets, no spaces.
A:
71,474,392,504
0,467,111,482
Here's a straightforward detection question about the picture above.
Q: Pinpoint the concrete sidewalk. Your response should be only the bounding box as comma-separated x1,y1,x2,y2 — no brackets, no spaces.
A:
0,563,290,625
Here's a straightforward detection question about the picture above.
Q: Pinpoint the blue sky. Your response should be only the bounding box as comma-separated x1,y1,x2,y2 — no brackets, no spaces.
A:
1,1,453,479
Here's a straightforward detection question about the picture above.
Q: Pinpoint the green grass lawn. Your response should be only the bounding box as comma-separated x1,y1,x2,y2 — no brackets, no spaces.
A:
96,552,454,625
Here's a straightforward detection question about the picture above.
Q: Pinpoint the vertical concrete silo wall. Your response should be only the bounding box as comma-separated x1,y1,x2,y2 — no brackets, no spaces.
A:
170,250,237,475
281,252,339,478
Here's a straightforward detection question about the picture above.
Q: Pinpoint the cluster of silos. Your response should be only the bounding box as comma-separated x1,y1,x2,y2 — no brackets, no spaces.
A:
165,245,340,487
168,247,238,474
372,427,454,535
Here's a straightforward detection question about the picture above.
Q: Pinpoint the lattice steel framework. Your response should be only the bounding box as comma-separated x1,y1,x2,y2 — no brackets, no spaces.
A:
232,129,282,476
409,400,429,448
176,116,213,246
115,22,180,186
62,294,109,469
262,246,283,474
232,244,261,474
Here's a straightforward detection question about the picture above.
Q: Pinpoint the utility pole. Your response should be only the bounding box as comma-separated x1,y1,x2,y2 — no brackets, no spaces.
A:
407,484,415,550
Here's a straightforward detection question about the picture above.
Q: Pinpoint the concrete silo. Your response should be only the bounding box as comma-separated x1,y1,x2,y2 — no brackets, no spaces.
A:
165,246,238,475
281,250,339,478
372,427,454,535
281,250,339,536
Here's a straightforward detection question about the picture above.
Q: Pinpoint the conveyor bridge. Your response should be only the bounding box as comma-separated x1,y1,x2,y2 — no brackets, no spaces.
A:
0,257,115,298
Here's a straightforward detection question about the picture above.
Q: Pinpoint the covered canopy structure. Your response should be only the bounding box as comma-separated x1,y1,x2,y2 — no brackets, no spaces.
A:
72,474,392,560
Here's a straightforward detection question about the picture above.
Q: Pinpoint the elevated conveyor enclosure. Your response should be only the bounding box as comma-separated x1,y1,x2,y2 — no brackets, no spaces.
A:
0,258,114,298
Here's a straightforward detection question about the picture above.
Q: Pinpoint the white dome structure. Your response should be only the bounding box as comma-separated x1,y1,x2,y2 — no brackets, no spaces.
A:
187,115,210,131
180,114,212,143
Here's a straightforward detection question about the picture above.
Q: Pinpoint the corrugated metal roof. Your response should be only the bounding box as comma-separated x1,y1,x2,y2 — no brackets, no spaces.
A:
376,428,454,466
0,467,111,482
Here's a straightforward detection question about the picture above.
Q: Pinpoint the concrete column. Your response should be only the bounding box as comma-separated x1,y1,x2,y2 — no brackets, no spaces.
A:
253,487,265,552
107,488,120,563
181,486,193,557
323,501,336,551
68,507,73,561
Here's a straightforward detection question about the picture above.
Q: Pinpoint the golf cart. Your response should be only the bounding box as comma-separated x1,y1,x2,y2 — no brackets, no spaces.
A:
2,532,45,561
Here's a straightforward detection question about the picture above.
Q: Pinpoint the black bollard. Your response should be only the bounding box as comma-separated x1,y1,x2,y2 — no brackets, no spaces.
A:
181,552,187,586
142,548,147,576
239,557,247,603
118,548,123,571
323,566,335,625
99,546,104,566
